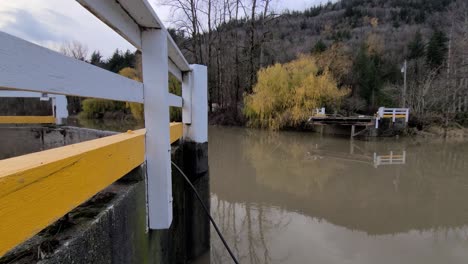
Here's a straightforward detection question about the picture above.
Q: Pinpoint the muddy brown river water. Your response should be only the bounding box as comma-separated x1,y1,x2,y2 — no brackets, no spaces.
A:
209,126,468,264
30,119,468,264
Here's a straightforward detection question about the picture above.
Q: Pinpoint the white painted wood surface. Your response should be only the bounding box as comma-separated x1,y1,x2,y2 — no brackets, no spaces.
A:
168,93,183,108
54,95,69,124
142,29,173,229
75,0,190,72
77,0,142,49
182,71,193,125
0,90,46,98
0,32,144,103
116,0,163,28
184,65,208,143
168,60,183,81
167,37,191,72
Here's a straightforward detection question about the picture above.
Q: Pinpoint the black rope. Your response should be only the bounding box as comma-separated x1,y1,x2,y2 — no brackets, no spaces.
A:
171,161,240,264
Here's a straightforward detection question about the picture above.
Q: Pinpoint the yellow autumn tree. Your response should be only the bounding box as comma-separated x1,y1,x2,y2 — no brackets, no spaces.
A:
119,67,182,121
244,55,349,130
118,67,144,120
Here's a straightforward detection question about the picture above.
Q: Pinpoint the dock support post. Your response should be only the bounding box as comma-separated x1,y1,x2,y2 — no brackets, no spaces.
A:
351,125,355,138
182,64,210,259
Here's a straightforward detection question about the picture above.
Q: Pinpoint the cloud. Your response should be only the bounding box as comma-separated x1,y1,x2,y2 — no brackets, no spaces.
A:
0,8,66,43
0,0,135,58
0,0,335,59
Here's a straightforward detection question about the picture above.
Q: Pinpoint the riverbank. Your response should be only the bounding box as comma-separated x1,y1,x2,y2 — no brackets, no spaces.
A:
73,113,468,140
408,126,468,140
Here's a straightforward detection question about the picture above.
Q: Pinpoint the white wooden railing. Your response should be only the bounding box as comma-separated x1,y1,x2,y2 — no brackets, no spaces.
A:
0,0,207,230
373,151,406,168
375,107,410,128
0,90,68,124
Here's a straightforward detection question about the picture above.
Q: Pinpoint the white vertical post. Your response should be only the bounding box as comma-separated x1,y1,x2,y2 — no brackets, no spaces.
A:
392,109,396,122
373,152,378,168
54,95,68,124
405,109,409,123
51,97,56,118
182,71,192,125
378,107,384,118
142,29,173,229
183,64,208,143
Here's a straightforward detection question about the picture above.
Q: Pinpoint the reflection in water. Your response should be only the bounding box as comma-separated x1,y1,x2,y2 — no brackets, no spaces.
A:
209,127,468,264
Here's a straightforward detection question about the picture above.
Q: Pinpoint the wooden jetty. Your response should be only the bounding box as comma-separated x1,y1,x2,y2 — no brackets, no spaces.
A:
309,107,410,138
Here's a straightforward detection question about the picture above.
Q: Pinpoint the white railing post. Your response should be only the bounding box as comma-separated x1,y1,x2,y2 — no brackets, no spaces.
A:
183,64,208,143
54,95,68,124
142,29,173,229
182,71,193,125
392,109,396,123
378,107,385,118
405,109,409,123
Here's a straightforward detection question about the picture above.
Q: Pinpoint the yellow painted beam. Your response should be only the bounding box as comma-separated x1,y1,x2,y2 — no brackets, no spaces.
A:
382,115,407,118
170,122,183,143
0,122,183,257
0,129,145,257
379,155,404,159
0,116,56,124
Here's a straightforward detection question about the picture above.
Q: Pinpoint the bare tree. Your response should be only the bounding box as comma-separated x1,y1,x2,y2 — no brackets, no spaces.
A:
60,41,88,61
161,0,205,63
59,41,89,114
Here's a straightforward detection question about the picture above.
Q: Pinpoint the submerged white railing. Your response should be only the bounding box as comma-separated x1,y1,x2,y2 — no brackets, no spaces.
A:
373,151,407,168
0,0,207,230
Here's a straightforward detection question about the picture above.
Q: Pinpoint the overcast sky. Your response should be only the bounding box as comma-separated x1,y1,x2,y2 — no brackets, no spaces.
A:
0,0,330,58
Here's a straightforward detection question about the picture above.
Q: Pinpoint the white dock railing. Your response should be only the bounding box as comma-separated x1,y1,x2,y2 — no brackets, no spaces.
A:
373,151,407,168
375,107,410,128
0,90,68,124
0,0,207,230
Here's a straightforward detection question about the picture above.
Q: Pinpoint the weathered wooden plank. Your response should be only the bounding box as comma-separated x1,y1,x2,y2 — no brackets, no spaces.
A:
0,116,56,124
77,0,142,49
0,130,145,257
0,32,144,103
0,123,183,257
170,122,183,143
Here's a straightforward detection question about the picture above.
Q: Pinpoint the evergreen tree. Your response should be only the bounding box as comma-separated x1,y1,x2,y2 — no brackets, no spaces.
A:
407,31,425,60
426,30,448,69
105,49,136,73
90,51,104,67
353,46,383,108
313,39,327,54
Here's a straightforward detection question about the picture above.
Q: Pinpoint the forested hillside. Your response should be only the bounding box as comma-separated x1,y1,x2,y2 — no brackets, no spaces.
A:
166,0,467,129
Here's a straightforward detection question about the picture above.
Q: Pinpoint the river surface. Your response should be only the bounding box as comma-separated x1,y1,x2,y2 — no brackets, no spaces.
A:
28,119,468,264
209,126,468,264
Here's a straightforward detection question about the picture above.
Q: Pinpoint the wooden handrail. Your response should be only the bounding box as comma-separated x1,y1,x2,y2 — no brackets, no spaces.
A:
0,116,56,124
0,0,208,244
0,123,183,257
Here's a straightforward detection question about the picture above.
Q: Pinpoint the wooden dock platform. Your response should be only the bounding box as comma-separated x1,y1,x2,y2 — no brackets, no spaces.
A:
309,116,375,126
